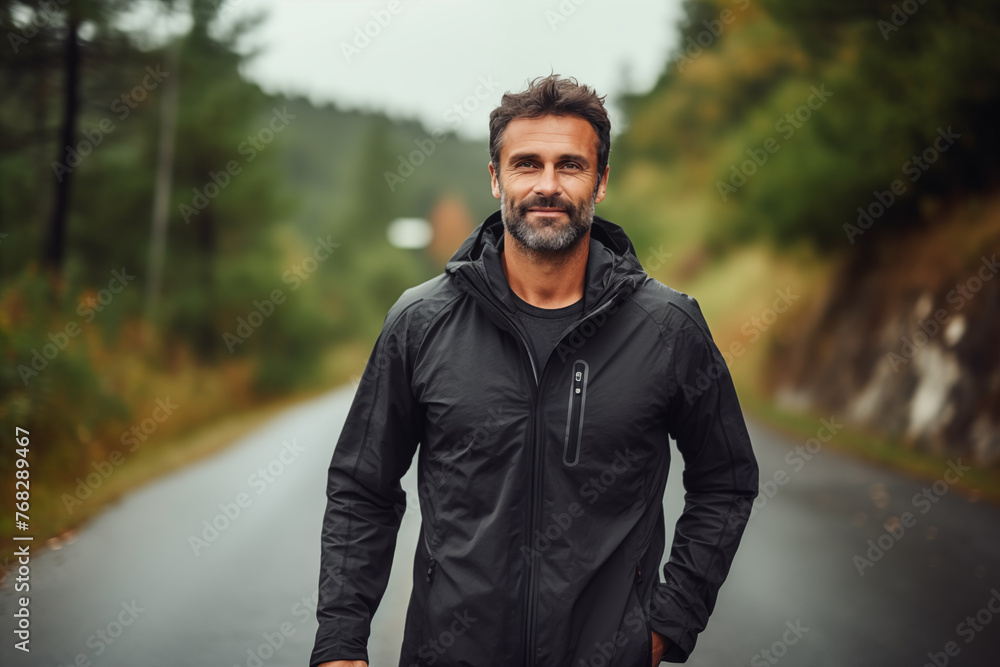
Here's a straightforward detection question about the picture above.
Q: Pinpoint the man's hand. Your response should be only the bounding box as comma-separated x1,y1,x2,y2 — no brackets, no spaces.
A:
651,630,670,665
317,662,367,667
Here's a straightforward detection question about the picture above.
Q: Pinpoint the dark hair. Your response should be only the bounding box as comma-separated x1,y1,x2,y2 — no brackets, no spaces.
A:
489,74,611,181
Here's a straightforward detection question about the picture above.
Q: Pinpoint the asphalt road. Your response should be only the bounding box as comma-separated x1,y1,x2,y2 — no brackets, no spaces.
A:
2,386,999,666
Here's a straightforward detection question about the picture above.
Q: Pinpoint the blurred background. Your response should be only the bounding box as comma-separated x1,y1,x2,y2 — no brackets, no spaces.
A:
1,1,999,666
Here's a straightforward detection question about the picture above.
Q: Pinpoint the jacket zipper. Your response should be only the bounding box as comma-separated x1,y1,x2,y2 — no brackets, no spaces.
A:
452,276,542,667
456,273,628,667
522,291,628,667
563,360,589,467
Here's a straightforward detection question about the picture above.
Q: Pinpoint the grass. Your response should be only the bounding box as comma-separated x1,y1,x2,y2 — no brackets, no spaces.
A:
0,343,370,552
7,387,317,560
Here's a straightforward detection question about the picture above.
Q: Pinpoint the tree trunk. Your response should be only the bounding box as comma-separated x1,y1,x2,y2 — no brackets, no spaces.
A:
145,42,181,319
43,15,81,284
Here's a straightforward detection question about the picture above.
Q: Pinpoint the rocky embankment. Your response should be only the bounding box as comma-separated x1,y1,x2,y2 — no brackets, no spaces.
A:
766,196,1000,466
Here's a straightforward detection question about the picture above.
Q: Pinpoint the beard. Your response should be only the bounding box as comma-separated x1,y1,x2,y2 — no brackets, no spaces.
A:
498,180,598,255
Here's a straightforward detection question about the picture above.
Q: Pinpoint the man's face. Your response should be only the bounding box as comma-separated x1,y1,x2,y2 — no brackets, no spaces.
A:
489,114,609,254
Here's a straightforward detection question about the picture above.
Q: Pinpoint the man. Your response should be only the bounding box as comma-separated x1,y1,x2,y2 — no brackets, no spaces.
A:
311,75,759,667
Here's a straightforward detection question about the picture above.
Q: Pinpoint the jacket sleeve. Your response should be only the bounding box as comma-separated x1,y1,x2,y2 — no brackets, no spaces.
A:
649,299,760,663
309,302,423,666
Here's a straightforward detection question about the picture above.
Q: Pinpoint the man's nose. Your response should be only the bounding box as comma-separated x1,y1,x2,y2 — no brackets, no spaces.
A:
533,164,561,197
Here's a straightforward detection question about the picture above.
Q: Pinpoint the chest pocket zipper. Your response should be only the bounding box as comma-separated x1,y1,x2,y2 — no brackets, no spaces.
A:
563,360,589,467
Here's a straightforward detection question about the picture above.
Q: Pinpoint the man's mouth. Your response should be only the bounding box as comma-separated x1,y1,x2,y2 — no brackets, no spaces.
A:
527,207,567,217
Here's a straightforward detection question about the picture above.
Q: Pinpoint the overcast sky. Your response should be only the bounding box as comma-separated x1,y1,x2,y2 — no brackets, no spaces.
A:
214,0,683,140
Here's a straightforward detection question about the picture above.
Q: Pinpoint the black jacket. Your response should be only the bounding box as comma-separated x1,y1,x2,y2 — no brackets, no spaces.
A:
310,211,760,666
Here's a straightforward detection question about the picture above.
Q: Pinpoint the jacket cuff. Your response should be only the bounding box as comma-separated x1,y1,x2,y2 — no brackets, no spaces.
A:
309,631,369,667
648,585,696,663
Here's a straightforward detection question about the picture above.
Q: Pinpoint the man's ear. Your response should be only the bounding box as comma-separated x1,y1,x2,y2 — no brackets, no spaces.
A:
489,161,501,200
594,164,610,204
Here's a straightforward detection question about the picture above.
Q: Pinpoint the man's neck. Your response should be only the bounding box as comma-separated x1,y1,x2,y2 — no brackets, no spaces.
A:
500,229,590,309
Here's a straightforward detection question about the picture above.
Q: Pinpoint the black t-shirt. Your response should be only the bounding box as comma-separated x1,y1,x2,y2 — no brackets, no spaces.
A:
508,288,584,369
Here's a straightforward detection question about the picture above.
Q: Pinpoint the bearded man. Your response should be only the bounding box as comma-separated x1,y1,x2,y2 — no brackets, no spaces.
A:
311,74,759,667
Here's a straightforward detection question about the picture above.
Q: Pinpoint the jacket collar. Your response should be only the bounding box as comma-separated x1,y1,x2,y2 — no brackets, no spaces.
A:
445,210,646,316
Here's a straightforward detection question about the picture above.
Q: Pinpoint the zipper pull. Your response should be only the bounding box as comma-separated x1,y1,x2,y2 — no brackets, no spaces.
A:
426,557,437,584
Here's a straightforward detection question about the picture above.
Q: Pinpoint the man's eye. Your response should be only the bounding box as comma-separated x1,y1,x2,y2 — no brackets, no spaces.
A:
516,161,534,168
563,162,581,170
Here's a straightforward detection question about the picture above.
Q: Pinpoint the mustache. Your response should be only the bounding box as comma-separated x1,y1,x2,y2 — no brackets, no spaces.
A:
516,194,577,216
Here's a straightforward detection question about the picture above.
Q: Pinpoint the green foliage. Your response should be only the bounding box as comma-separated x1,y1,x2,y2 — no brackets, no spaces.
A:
0,272,130,503
613,0,1000,251
0,0,500,541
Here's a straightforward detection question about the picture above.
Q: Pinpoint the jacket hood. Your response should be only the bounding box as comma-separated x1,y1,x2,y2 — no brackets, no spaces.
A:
445,210,647,316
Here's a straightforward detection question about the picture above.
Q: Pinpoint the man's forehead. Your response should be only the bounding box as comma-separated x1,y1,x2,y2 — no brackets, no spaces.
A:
501,115,598,160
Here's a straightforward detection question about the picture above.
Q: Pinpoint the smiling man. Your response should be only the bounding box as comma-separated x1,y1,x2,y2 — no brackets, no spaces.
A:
311,75,759,667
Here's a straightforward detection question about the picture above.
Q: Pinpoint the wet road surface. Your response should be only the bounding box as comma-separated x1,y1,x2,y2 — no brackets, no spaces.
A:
2,386,998,666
